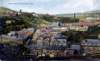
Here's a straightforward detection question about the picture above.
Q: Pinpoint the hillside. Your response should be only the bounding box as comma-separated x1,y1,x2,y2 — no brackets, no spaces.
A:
0,7,14,15
56,10,100,18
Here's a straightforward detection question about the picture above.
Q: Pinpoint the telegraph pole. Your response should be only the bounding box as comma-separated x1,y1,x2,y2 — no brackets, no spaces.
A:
74,13,76,22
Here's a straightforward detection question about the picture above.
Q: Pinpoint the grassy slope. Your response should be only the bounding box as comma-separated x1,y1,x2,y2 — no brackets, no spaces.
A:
0,7,14,15
56,10,100,17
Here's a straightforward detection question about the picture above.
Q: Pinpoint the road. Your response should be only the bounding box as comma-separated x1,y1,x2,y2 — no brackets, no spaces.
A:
39,58,100,61
0,58,100,61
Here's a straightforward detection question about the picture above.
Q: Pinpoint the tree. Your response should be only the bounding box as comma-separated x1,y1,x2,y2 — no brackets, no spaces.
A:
0,16,6,34
4,15,31,33
58,17,79,23
40,14,55,22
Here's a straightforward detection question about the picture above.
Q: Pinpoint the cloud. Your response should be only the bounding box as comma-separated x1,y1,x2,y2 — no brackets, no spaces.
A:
93,0,100,9
51,0,94,14
3,0,99,14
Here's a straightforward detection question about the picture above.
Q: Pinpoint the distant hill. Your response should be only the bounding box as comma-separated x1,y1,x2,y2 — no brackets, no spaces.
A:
56,10,100,18
0,7,15,15
87,10,100,13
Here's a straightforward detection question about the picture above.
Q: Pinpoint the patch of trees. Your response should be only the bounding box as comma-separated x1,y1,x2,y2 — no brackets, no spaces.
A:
58,17,79,23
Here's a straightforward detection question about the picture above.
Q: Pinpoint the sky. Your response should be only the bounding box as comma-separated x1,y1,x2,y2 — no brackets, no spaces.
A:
0,0,100,14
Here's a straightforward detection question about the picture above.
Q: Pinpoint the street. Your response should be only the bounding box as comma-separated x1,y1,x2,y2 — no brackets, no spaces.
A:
0,58,100,61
